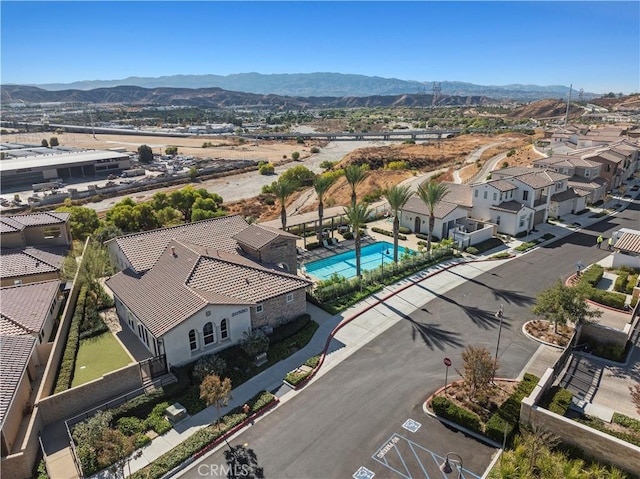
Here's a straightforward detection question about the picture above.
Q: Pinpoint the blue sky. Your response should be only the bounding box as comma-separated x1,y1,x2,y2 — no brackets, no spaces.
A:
1,1,639,93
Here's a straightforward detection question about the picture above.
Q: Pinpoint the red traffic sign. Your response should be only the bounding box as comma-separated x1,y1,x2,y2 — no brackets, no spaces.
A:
443,357,452,367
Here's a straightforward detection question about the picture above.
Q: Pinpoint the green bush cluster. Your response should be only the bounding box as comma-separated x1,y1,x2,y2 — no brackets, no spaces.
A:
415,233,440,242
580,264,604,288
112,388,167,422
385,160,408,170
430,396,483,433
589,340,627,362
341,231,354,240
258,162,275,175
614,271,630,293
310,146,320,154
130,391,275,479
306,241,321,250
626,274,638,294
399,226,411,234
545,386,573,416
371,227,407,240
469,237,506,254
284,354,321,386
586,289,627,310
485,374,538,444
613,413,640,434
54,287,88,393
466,246,479,255
576,414,640,448
514,241,537,252
490,252,512,259
268,314,311,344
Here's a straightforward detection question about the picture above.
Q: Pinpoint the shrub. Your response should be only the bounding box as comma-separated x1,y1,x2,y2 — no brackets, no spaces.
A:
485,374,539,443
112,388,167,422
465,246,479,255
590,341,627,362
490,252,512,259
613,413,640,433
268,314,311,344
544,386,573,416
430,396,482,433
586,289,627,310
626,274,638,294
306,241,321,250
385,160,408,170
193,354,228,382
371,227,406,240
258,163,275,175
116,416,145,436
341,231,354,240
580,264,604,288
54,287,88,393
263,197,275,206
310,147,320,154
614,272,629,293
398,226,411,234
515,241,536,251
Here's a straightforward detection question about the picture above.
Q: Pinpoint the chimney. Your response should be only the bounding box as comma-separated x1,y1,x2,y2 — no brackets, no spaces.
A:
171,246,176,256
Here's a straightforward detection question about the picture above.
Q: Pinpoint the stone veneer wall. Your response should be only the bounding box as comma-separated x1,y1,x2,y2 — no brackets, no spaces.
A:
250,289,307,328
258,238,297,273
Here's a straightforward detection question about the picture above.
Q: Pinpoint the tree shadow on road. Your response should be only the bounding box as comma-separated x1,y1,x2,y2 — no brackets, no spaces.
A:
380,302,464,351
446,269,534,307
415,283,513,331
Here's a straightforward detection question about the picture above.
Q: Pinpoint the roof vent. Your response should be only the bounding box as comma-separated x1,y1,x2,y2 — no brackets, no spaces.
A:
171,246,176,256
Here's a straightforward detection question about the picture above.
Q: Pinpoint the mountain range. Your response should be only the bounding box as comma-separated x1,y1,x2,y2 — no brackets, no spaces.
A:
7,72,596,102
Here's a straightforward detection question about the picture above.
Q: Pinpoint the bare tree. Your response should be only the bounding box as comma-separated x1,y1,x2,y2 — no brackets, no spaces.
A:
200,374,233,427
460,345,495,400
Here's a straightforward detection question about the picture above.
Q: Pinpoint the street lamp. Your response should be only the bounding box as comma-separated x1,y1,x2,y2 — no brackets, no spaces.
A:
380,248,390,276
440,452,464,478
493,304,504,382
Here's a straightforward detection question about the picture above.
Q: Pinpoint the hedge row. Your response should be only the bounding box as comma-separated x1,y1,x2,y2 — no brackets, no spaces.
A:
430,396,483,434
54,286,88,393
614,271,629,293
586,289,627,310
485,374,539,444
371,227,407,241
284,355,321,386
626,274,639,294
415,232,440,242
130,391,276,479
539,385,573,416
580,264,604,288
268,314,311,344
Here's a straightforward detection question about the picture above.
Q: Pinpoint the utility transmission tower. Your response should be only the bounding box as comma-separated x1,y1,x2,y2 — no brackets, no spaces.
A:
578,88,584,102
564,84,573,127
432,81,441,107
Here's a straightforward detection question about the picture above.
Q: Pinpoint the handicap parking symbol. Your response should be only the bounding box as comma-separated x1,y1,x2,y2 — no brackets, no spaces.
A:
353,466,375,479
402,418,421,433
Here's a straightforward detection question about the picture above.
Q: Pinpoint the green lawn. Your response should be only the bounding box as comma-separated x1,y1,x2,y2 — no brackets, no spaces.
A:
72,332,132,387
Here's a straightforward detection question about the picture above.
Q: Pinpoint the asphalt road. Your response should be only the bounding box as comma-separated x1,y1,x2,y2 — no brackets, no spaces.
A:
180,200,639,479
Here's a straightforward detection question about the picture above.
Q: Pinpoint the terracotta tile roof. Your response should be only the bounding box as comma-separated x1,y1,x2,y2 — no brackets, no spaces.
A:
110,215,249,273
486,180,518,192
5,212,70,227
0,335,36,426
0,246,66,279
512,170,566,189
188,254,310,304
106,240,310,337
0,280,60,336
614,232,640,254
584,151,624,164
232,224,297,250
441,183,473,208
490,201,527,213
0,216,26,234
567,177,607,190
402,196,460,219
536,155,600,169
550,188,589,202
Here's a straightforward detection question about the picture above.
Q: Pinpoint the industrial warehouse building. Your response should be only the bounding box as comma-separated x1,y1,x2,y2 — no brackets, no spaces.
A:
0,143,132,191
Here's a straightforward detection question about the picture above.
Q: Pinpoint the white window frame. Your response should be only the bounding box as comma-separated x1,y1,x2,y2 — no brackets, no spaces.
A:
286,293,294,303
256,304,264,314
203,322,215,345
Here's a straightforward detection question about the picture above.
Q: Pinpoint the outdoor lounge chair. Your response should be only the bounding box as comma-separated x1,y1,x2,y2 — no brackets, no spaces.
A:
322,239,335,249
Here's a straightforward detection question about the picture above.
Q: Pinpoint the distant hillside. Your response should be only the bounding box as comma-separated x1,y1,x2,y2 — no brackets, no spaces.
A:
15,72,597,102
507,99,583,120
0,84,496,108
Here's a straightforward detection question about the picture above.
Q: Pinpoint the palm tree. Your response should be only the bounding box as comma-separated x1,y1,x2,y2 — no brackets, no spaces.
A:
416,180,449,252
313,174,337,242
383,185,413,263
271,178,295,229
343,202,371,279
344,164,368,207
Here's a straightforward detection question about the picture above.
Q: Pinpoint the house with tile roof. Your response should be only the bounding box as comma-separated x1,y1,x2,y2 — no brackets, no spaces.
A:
0,280,62,344
0,335,38,460
533,155,606,204
396,184,495,249
0,212,72,249
0,246,67,287
105,217,311,366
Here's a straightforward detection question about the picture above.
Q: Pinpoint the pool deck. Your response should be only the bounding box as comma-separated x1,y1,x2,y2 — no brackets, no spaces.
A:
296,218,426,278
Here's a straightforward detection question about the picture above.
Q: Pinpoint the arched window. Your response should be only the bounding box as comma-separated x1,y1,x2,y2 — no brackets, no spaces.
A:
188,329,197,350
220,319,229,340
203,322,215,345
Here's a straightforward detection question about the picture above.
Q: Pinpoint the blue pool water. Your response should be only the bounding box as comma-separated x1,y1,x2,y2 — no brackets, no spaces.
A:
304,241,415,281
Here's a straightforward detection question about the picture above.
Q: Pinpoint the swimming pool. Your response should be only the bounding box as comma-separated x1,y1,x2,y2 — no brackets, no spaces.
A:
304,241,415,281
